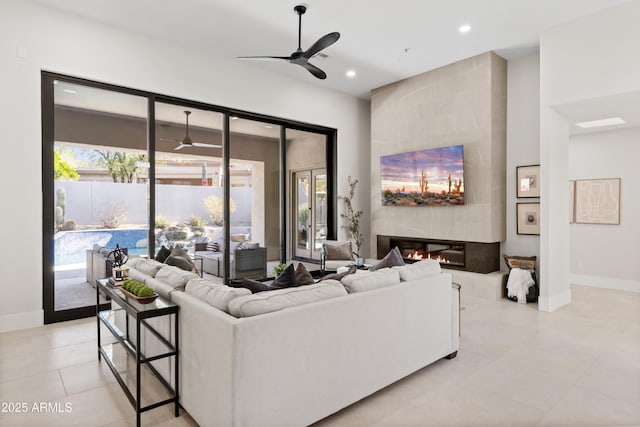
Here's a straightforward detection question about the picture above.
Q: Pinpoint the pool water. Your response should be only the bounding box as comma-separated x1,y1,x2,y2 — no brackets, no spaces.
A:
54,228,149,266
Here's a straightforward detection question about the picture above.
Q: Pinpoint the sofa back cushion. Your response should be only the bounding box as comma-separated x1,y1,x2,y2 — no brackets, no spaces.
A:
340,268,400,293
132,259,165,277
185,278,251,312
155,265,199,289
228,280,347,318
393,259,442,281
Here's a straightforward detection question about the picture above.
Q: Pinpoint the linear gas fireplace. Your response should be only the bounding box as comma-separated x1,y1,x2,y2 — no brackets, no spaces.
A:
377,235,500,274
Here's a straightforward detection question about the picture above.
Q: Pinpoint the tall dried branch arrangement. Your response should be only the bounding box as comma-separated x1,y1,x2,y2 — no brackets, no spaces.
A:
339,176,364,255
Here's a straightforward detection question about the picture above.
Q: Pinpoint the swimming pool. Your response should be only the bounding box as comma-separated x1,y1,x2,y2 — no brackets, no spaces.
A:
54,228,149,266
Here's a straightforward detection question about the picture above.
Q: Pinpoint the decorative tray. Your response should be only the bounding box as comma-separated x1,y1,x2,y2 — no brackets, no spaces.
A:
118,288,158,304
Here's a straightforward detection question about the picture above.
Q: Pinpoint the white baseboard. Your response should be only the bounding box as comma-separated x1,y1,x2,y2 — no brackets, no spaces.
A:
0,310,44,333
538,289,571,312
570,274,640,293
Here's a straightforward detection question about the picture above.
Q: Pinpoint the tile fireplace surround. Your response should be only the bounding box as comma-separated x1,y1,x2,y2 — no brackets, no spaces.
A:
377,235,500,274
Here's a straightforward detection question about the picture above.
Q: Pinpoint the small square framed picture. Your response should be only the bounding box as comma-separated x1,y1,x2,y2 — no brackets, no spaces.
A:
516,165,540,198
517,203,540,235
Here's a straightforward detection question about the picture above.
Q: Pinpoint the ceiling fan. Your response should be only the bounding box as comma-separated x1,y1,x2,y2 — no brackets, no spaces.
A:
162,111,221,151
237,4,340,80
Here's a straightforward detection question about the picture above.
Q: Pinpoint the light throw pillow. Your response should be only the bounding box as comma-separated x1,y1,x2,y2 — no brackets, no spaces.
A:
228,280,347,318
393,258,441,281
369,247,405,272
295,263,315,286
185,278,251,312
325,242,353,260
206,241,219,252
270,263,297,289
238,241,259,250
340,268,400,293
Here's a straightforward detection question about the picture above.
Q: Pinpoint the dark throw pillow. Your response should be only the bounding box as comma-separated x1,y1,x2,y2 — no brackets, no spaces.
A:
155,245,172,263
270,263,297,289
370,247,405,272
295,263,315,286
229,278,271,294
319,265,357,282
165,255,196,273
325,242,353,260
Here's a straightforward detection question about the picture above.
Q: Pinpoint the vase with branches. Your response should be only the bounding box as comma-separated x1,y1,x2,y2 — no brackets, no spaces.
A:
339,176,364,257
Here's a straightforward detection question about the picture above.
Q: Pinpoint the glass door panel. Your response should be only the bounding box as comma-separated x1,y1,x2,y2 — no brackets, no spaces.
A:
50,80,148,318
294,171,311,259
229,117,281,280
313,171,327,258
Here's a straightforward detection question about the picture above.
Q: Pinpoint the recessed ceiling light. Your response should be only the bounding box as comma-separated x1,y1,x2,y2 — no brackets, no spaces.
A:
63,89,77,94
575,117,626,128
346,69,356,78
459,24,471,33
53,80,59,85
230,116,238,120
265,125,273,129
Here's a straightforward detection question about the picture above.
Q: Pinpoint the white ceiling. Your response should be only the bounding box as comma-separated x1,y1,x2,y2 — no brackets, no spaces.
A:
34,0,627,100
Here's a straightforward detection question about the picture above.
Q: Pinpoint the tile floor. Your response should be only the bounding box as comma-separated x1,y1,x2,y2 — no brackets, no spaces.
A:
1,284,639,427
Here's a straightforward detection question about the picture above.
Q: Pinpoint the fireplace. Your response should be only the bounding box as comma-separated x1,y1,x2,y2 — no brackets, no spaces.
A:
377,235,500,274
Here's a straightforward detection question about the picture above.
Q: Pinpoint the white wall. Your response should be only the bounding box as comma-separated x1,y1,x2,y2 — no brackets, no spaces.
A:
539,1,640,311
0,0,370,331
569,128,640,292
502,52,540,268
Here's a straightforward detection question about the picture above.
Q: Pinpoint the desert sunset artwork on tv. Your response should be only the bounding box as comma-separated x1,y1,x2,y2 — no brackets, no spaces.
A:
380,145,464,206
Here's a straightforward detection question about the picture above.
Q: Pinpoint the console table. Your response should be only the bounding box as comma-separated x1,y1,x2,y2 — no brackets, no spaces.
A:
96,279,179,426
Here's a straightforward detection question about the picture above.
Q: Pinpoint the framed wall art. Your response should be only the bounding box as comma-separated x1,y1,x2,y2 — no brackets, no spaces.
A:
574,178,620,225
517,202,540,235
516,165,540,198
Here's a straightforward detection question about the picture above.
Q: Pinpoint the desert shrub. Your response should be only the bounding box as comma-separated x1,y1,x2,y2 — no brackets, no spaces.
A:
189,215,205,227
204,196,237,226
155,215,169,229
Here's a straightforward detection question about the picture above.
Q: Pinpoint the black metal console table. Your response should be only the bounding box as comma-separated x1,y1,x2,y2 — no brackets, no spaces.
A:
96,278,179,426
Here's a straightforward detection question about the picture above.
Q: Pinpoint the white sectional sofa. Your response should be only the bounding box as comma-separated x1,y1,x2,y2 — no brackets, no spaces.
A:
121,257,460,427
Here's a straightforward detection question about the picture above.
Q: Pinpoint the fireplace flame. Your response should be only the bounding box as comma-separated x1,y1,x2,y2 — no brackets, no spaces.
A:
406,250,450,264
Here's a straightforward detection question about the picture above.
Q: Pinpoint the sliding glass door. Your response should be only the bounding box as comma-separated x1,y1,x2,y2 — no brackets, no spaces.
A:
43,72,337,323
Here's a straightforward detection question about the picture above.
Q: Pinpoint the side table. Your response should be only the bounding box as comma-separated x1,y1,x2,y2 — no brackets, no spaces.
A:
96,279,179,427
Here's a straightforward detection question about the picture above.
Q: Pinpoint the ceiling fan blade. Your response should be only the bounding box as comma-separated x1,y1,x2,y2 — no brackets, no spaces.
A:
192,142,222,148
237,56,291,62
302,62,327,80
174,144,187,151
303,32,340,59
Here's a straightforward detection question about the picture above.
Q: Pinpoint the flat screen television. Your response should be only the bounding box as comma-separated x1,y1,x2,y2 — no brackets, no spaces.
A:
380,144,464,206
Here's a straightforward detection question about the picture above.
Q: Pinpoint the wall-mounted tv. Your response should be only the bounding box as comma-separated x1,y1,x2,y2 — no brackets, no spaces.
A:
380,145,464,206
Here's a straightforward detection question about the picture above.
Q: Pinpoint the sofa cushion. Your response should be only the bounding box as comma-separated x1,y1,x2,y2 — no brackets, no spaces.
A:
393,259,442,281
154,245,172,263
369,247,404,272
134,259,165,277
229,278,271,294
340,268,400,293
155,265,199,289
185,278,251,312
270,263,297,289
295,263,315,286
228,280,347,318
325,242,352,260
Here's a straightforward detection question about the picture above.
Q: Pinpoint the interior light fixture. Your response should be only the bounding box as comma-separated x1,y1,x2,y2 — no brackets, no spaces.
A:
346,69,356,78
53,80,59,85
575,117,626,128
63,88,77,94
459,24,471,33
230,116,238,120
265,125,273,129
